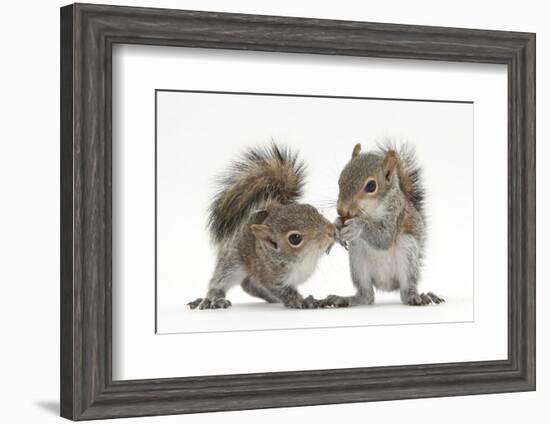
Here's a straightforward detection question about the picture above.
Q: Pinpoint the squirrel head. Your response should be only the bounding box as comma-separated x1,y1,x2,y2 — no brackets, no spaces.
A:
250,203,336,262
336,143,399,219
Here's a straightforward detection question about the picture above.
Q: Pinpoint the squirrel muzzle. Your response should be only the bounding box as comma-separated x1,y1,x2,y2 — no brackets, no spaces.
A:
337,202,359,220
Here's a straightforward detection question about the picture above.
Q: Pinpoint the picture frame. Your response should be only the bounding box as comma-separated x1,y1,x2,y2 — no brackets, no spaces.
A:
60,3,535,421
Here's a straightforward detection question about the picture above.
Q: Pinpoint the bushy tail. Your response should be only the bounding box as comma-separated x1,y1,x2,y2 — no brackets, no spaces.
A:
378,141,425,214
208,143,306,244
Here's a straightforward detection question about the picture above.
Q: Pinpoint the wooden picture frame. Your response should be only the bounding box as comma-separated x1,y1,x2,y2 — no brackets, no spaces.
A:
60,3,536,420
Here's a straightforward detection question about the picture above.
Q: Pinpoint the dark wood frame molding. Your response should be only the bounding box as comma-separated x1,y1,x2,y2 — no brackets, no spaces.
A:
60,3,536,420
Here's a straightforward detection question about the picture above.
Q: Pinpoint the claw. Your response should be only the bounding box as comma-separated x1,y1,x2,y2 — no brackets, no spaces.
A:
188,297,232,310
407,292,444,306
427,292,445,304
336,240,349,250
420,293,432,305
198,298,211,310
320,295,350,308
187,298,202,309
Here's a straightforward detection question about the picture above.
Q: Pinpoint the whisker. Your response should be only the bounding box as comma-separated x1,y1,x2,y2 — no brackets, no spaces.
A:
357,206,372,217
309,204,338,210
306,200,338,206
314,204,337,208
308,197,338,202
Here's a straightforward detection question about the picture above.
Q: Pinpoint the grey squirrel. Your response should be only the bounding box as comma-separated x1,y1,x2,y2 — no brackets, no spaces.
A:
188,143,336,310
321,143,444,307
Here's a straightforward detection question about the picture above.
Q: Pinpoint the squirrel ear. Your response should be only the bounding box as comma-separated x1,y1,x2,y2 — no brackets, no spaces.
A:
382,150,398,181
352,143,362,158
250,224,278,250
251,209,269,224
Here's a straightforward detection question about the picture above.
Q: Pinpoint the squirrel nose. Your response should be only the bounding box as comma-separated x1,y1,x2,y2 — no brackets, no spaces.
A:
337,206,350,219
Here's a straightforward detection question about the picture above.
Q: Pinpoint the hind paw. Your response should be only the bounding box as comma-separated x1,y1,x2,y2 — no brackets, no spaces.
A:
407,292,445,306
407,293,431,306
187,297,232,310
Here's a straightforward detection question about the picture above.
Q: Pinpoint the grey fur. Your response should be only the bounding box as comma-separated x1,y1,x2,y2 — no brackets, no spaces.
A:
241,277,279,303
322,143,442,308
190,143,336,310
377,141,425,216
207,143,305,244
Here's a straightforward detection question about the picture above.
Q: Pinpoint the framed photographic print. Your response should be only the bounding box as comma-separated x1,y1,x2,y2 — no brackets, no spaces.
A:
60,3,536,420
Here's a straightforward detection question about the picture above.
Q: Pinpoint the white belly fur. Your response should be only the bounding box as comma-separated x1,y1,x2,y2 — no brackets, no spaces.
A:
285,251,320,287
350,235,417,292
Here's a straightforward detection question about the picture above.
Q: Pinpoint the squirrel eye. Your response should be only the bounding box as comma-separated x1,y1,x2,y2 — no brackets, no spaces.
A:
288,233,303,246
365,179,377,193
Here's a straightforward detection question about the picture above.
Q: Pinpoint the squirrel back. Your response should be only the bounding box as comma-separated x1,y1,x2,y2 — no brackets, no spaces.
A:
208,143,306,244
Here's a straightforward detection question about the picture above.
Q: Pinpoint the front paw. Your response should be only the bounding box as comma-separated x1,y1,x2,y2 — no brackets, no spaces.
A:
284,297,305,309
334,216,345,231
427,292,445,304
302,295,322,309
320,295,350,308
284,296,321,309
338,218,363,243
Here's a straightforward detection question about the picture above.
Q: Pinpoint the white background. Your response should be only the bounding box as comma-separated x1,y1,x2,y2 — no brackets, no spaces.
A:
114,45,506,380
0,0,547,423
156,91,474,334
